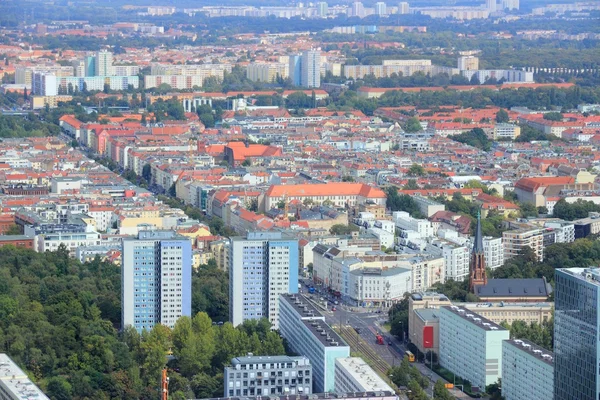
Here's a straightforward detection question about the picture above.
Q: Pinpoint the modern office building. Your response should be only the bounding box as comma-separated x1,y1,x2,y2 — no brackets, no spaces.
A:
229,232,299,329
122,230,192,332
334,357,395,393
502,339,554,400
554,267,600,400
439,306,509,390
224,355,312,397
301,49,321,88
0,353,49,400
279,294,350,393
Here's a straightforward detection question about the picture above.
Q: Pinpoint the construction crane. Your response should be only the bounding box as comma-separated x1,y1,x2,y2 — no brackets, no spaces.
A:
161,368,169,400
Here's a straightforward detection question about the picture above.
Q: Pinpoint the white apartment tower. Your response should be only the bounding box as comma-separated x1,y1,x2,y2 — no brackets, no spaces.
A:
95,49,114,77
301,49,321,88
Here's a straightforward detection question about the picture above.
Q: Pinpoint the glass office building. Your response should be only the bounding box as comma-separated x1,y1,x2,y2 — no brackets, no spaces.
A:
554,268,600,400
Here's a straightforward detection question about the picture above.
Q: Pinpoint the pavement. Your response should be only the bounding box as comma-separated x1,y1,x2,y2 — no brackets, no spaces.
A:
302,289,472,400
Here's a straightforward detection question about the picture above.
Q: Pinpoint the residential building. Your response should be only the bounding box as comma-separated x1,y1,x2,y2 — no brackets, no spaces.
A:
301,49,321,88
121,230,192,332
573,214,600,238
264,183,386,211
279,294,350,393
411,196,445,218
554,267,600,400
458,56,479,71
375,2,387,15
426,239,469,281
95,49,114,76
347,267,412,307
503,227,544,261
0,353,49,400
144,75,205,90
439,306,510,390
289,55,303,86
224,355,312,397
32,72,57,96
246,63,289,83
229,232,299,329
398,2,409,14
334,357,395,393
0,235,34,249
394,211,434,238
493,123,520,140
482,236,504,270
502,339,554,400
317,2,328,17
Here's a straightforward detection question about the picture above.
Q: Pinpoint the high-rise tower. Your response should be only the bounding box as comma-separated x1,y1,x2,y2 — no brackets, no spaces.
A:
469,211,487,292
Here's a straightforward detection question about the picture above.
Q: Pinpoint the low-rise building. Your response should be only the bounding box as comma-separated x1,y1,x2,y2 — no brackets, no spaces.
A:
411,196,445,218
502,339,554,400
334,357,395,393
224,355,312,397
0,353,49,400
493,123,521,140
439,306,510,390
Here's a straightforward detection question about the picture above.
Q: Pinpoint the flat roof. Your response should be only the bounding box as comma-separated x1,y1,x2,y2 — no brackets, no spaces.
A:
230,355,310,366
441,306,507,332
335,357,395,392
349,267,411,277
414,308,439,322
505,339,554,366
457,301,554,309
191,390,398,400
557,267,600,286
0,353,49,399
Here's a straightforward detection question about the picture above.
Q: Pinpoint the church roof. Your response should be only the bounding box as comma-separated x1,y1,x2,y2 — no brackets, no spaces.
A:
474,278,553,298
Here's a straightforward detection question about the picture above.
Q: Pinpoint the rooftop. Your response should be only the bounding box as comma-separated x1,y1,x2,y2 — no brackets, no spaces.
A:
474,278,553,298
191,391,398,400
335,357,395,392
229,355,310,367
414,308,439,322
0,353,49,400
558,267,600,286
505,339,554,366
441,306,507,332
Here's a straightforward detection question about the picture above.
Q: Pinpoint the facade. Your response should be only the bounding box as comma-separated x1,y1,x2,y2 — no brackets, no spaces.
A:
493,123,520,140
503,227,544,261
469,213,488,292
95,49,114,76
456,301,554,325
334,357,395,393
426,240,469,282
394,211,434,238
502,339,554,400
398,2,409,13
482,236,504,270
374,2,387,15
439,306,510,390
32,72,58,96
195,391,397,400
229,232,299,329
347,267,412,307
246,63,289,82
145,75,204,90
289,55,303,86
411,196,445,218
412,308,440,356
0,353,49,400
224,355,312,397
279,294,350,393
301,49,321,88
458,55,479,71
121,230,192,332
554,267,600,400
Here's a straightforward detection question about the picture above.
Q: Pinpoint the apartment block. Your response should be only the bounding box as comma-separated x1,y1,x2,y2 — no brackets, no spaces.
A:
121,230,192,332
279,294,349,393
503,227,544,261
393,211,434,238
426,239,469,281
246,63,289,82
482,236,504,270
0,353,49,400
502,339,554,400
439,306,510,390
334,357,395,393
229,232,299,329
493,123,521,140
224,355,312,397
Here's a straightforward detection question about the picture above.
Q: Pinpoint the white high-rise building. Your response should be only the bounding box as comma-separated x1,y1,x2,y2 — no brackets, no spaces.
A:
398,2,409,14
229,232,299,329
301,49,321,88
351,1,365,17
486,0,497,12
375,1,387,15
502,339,554,400
121,230,192,332
458,55,479,71
317,1,328,17
95,49,114,77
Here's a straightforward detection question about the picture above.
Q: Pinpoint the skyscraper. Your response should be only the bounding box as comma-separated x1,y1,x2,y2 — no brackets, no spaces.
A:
554,267,600,399
486,0,497,12
469,211,487,292
301,49,321,88
350,1,365,18
289,54,303,86
122,230,192,332
95,49,114,77
229,232,299,329
375,1,387,15
398,2,409,14
316,1,328,17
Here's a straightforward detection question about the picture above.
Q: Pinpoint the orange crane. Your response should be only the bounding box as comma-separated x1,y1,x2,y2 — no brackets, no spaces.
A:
161,368,169,400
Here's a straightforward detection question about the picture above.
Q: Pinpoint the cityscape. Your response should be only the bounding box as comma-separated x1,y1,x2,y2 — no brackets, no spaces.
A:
0,0,599,399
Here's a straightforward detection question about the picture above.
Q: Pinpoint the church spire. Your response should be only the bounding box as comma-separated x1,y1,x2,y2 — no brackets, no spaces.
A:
469,210,487,293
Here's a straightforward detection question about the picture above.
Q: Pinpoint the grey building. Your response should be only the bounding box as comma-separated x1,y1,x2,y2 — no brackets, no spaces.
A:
554,267,600,400
224,355,312,397
502,339,553,400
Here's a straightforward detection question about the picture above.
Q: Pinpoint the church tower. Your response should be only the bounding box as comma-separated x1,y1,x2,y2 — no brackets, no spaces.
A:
469,211,487,292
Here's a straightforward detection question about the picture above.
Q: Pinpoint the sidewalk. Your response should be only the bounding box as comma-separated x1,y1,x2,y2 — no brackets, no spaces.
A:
414,362,472,400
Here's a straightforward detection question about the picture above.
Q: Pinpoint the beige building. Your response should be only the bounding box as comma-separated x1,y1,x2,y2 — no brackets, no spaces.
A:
503,227,544,261
493,123,521,140
31,95,73,109
210,239,230,271
246,62,289,82
455,302,553,325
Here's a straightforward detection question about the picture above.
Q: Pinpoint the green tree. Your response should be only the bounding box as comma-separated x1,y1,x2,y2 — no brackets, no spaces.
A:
46,376,73,400
434,379,454,400
329,224,359,235
403,117,423,132
495,108,509,123
4,224,21,235
408,163,425,176
543,112,563,121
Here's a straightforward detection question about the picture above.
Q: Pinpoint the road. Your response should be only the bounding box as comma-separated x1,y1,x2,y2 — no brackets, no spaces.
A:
302,292,471,400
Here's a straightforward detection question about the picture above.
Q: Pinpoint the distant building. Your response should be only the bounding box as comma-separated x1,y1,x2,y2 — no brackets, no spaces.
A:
503,227,544,261
194,391,398,400
554,267,600,399
317,1,328,17
229,232,298,329
301,49,321,88
493,123,520,140
122,230,192,332
0,353,49,399
398,2,410,14
334,357,395,393
458,55,479,71
279,294,350,393
502,339,554,400
439,306,510,390
473,278,553,302
289,55,303,86
95,49,114,77
224,355,312,397
375,2,387,15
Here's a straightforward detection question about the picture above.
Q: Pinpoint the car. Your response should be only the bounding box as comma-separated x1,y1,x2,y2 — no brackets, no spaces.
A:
354,327,362,334
331,306,336,311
